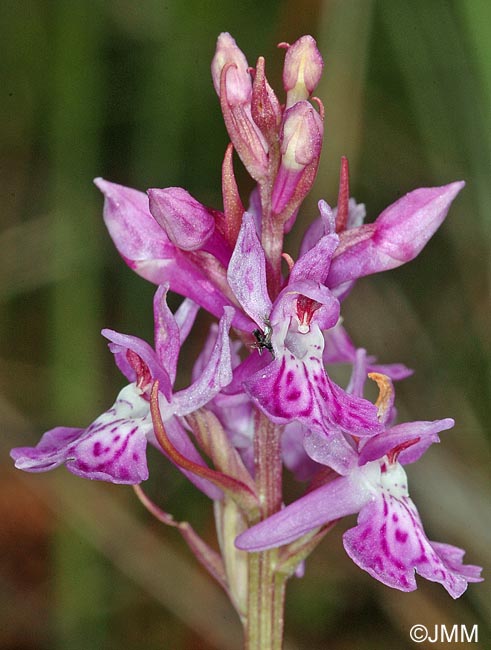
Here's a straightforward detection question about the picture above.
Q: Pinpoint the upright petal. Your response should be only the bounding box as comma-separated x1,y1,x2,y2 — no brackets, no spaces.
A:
289,234,339,284
153,286,181,386
174,297,200,344
227,213,272,326
299,200,335,255
172,307,234,415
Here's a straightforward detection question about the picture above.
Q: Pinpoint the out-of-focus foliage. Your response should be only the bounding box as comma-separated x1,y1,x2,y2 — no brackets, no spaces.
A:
1,1,489,648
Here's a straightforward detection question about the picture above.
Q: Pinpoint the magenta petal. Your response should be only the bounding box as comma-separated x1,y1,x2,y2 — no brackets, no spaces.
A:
429,542,483,586
345,348,369,399
235,472,370,551
270,166,302,215
211,32,252,104
12,385,151,484
148,190,232,267
174,298,200,344
343,490,481,598
191,322,220,384
94,178,175,265
358,419,454,466
328,182,465,287
373,182,464,261
11,427,85,472
67,392,150,484
247,186,262,229
172,307,234,415
271,280,340,333
227,212,272,326
281,422,321,481
153,286,181,386
299,200,335,255
244,344,382,440
367,362,413,381
323,321,356,364
95,179,246,327
147,187,215,251
146,250,251,330
303,428,358,476
324,372,383,436
191,318,247,387
222,349,269,396
323,324,413,382
289,234,339,284
102,328,173,400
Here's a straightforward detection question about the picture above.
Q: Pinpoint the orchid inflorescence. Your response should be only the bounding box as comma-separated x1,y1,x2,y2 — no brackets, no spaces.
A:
11,32,481,640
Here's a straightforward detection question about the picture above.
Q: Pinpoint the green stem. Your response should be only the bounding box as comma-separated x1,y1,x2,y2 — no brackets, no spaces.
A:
244,413,286,650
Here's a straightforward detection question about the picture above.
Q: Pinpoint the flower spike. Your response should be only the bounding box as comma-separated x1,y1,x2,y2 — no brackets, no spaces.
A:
12,33,481,633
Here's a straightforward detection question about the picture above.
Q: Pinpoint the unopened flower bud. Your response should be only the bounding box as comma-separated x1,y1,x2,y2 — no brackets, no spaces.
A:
283,35,324,107
271,101,323,216
148,187,215,251
280,101,323,171
211,33,269,182
211,32,251,105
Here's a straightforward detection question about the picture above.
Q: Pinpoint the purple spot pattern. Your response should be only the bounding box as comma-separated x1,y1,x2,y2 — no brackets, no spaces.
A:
245,347,381,438
343,491,481,598
11,384,151,485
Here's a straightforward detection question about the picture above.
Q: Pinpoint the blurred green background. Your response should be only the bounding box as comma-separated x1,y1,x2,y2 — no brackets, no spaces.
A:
1,1,490,648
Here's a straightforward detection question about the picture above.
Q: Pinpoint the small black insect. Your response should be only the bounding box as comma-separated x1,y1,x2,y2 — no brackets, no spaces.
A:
252,321,274,356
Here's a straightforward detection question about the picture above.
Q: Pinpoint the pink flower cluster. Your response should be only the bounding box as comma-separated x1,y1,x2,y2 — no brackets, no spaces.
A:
11,33,481,598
